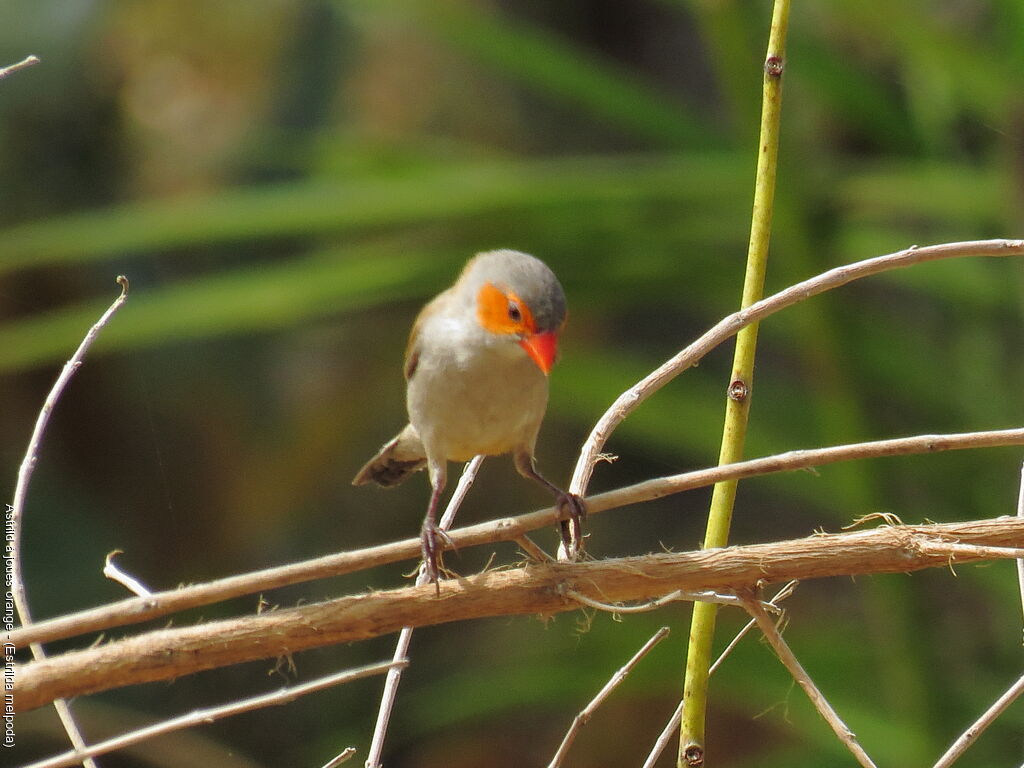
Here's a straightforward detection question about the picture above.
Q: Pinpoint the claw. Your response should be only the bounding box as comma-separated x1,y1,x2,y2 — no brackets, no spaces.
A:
511,453,588,562
421,521,442,593
421,520,456,594
556,492,587,560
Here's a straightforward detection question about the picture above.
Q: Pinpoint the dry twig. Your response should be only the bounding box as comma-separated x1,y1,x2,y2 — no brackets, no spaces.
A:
566,588,747,613
1018,462,1024,626
12,426,1024,650
10,276,129,767
741,594,877,768
515,534,553,563
547,627,670,768
21,659,402,768
13,517,1024,713
931,673,1024,768
0,54,40,80
363,456,484,768
321,747,357,768
569,238,1023,498
103,550,152,597
930,464,1024,768
641,581,799,768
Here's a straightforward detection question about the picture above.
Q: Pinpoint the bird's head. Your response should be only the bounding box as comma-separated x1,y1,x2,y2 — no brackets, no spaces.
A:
461,249,567,375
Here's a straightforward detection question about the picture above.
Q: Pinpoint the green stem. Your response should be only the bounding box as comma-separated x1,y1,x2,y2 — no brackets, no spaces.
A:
677,1,791,766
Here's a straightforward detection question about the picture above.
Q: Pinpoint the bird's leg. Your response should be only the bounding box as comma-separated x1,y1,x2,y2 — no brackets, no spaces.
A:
419,481,444,593
514,452,587,560
421,462,449,593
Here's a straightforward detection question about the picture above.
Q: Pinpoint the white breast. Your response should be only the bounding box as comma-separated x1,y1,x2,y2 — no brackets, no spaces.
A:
406,315,549,463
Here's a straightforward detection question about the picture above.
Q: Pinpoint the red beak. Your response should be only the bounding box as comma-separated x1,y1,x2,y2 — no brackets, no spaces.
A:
518,330,559,375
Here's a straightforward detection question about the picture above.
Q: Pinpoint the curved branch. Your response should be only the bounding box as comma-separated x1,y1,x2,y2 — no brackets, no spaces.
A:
13,516,1024,712
568,238,1024,495
10,426,1024,649
9,275,128,766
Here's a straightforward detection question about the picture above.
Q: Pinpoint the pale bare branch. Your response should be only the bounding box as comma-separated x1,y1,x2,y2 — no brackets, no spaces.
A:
1017,462,1024,628
103,550,153,597
21,660,402,768
547,627,670,768
0,54,40,79
932,674,1024,768
515,534,553,563
364,456,484,768
641,581,798,768
929,463,1024,767
741,594,878,768
321,747,357,768
10,275,129,767
569,239,1024,497
914,541,1024,561
12,426,1024,650
13,517,1024,713
566,588,747,613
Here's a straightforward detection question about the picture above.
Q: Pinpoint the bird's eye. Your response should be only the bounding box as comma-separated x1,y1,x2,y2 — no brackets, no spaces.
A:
507,302,522,323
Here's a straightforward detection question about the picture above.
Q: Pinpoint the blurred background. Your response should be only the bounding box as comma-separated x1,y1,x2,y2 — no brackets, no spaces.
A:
2,1,1023,766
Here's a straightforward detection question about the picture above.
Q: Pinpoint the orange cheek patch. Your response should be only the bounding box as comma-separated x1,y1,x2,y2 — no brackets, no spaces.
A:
476,282,536,336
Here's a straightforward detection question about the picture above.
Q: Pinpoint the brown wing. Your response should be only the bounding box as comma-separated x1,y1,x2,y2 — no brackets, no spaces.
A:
403,288,451,380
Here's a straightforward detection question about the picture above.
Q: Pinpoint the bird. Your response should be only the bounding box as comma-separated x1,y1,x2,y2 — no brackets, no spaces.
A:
353,249,585,588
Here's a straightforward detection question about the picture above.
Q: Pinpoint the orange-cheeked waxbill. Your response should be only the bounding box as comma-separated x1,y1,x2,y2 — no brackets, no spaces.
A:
353,249,585,586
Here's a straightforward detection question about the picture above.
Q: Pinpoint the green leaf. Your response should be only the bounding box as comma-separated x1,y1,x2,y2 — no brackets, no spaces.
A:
0,246,448,372
0,154,747,274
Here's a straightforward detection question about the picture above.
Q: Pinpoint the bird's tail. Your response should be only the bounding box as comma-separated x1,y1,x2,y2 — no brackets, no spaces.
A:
352,424,427,487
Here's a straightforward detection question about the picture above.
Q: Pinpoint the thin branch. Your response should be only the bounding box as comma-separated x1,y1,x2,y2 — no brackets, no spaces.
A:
930,464,1024,768
103,550,152,597
569,238,1024,498
709,581,797,676
363,456,484,768
741,594,878,768
0,54,40,80
642,581,799,768
515,534,553,563
21,659,403,768
13,516,1024,713
12,426,1024,650
1017,462,1024,628
547,627,670,768
931,674,1024,768
566,588,747,613
321,748,357,768
10,276,129,767
914,541,1024,561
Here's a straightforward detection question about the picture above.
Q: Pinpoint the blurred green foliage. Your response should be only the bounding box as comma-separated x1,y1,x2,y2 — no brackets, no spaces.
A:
2,1,1022,766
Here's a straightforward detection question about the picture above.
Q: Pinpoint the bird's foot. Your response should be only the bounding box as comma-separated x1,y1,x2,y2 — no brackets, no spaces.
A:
555,492,587,561
420,521,454,593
